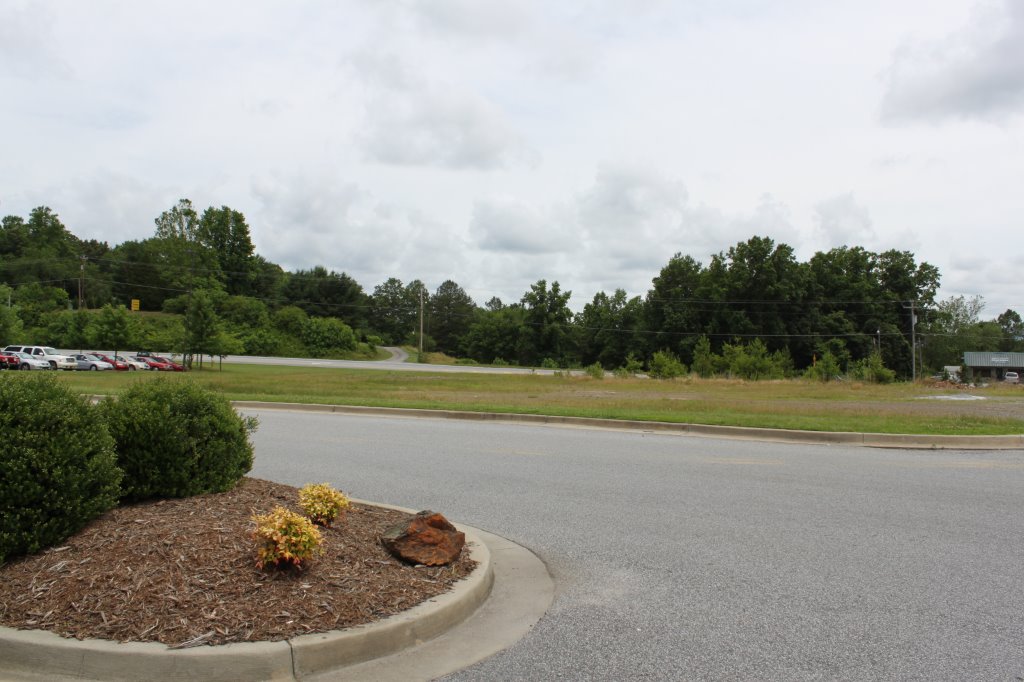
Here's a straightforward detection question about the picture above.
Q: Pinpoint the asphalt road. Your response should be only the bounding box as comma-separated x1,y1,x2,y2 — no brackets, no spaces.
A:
247,409,1024,681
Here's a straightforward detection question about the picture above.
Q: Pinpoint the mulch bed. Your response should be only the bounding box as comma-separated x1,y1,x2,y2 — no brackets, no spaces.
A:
0,478,476,648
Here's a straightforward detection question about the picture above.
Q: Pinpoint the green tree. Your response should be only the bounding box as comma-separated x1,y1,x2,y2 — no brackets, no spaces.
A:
197,206,258,296
370,277,420,344
184,290,221,367
281,266,368,326
429,280,476,355
644,253,705,361
301,317,357,356
92,304,136,356
996,309,1023,352
577,289,644,368
520,280,573,366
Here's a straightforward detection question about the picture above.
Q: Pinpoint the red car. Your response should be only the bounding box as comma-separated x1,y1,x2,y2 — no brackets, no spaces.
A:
0,351,19,370
150,355,186,371
133,356,173,371
92,353,130,371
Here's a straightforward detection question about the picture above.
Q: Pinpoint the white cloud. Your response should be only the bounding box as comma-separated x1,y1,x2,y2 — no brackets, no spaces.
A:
471,197,571,254
2,1,1023,318
881,0,1024,122
813,193,876,247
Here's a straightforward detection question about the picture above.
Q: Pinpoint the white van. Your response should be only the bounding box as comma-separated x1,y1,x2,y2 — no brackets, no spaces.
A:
1004,371,1019,384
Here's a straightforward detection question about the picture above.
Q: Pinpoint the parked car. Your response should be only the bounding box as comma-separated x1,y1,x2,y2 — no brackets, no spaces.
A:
11,351,52,371
3,345,76,370
1004,371,1019,384
92,353,130,371
133,356,172,371
149,355,185,371
73,354,114,371
115,355,148,371
0,351,21,370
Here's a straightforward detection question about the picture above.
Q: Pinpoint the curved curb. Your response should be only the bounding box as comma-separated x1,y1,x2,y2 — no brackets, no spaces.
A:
231,401,1024,450
0,516,494,681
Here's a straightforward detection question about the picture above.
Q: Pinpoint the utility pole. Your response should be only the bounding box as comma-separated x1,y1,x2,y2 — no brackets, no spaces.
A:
78,255,86,309
418,285,424,358
902,301,917,381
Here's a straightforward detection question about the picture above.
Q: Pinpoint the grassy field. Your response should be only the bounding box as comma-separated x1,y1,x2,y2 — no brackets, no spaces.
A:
48,363,1024,436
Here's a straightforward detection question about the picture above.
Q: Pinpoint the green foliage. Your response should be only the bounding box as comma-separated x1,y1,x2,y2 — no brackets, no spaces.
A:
584,362,605,379
848,351,897,384
252,506,323,569
614,353,644,377
690,335,717,378
648,350,687,379
723,338,787,380
301,316,357,356
12,283,70,329
184,289,222,357
92,304,136,354
298,483,350,526
804,350,842,382
241,328,284,356
100,380,257,502
0,374,122,563
541,357,559,369
273,305,309,336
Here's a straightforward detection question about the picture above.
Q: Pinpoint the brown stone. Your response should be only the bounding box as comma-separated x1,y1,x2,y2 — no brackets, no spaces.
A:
380,510,466,566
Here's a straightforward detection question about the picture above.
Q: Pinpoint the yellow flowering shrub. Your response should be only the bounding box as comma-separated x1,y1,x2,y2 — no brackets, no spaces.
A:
298,483,350,526
252,506,322,569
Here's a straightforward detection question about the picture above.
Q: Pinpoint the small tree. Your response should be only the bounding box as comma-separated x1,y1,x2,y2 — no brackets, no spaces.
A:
648,350,687,379
92,304,136,357
804,350,842,382
184,289,221,368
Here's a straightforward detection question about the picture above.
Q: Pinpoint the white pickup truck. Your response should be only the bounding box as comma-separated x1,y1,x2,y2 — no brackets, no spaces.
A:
3,345,77,370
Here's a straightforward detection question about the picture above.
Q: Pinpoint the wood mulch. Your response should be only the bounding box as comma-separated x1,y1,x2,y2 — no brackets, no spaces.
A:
0,478,476,648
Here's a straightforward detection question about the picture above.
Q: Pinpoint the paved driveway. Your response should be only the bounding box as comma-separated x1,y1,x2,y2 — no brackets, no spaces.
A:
247,409,1024,681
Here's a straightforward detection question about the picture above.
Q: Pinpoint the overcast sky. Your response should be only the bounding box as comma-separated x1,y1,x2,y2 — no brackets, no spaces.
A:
2,0,1022,315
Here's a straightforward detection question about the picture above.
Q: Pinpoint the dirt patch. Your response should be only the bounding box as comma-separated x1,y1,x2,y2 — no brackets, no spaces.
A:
0,478,476,648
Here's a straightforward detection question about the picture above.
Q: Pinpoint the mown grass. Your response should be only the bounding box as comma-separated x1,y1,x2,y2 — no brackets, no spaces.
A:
49,363,1024,436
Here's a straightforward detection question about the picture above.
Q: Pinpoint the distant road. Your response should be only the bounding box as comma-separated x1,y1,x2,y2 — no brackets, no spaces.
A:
218,347,562,375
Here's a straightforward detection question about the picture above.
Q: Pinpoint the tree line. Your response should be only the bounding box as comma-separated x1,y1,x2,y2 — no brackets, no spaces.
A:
1,201,1020,378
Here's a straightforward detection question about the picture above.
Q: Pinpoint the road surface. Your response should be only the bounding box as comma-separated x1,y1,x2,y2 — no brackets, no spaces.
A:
247,409,1024,681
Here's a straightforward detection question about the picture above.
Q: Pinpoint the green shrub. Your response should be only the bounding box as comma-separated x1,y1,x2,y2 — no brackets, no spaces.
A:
848,351,896,384
804,350,842,382
648,350,687,379
101,380,257,501
252,506,322,569
0,374,122,563
584,362,605,379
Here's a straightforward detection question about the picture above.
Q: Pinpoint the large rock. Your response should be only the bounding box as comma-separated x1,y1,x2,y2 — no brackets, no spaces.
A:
381,510,466,566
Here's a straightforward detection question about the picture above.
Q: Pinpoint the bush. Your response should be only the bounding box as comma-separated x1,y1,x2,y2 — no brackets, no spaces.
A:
101,380,257,502
584,362,605,379
804,350,842,382
298,483,350,526
848,352,896,384
648,350,687,379
252,506,322,569
0,374,122,563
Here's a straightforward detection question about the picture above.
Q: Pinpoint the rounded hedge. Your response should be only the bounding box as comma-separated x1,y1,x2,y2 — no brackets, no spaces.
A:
0,374,122,564
101,380,257,502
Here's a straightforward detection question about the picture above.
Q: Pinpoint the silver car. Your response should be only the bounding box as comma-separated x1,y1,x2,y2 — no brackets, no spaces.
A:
13,352,52,370
73,353,114,371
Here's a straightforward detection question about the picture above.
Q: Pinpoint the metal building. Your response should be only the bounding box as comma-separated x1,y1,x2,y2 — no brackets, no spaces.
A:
962,351,1024,381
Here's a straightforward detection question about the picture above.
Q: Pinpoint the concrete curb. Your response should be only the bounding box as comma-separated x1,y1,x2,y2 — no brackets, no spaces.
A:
0,515,494,682
231,401,1024,450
